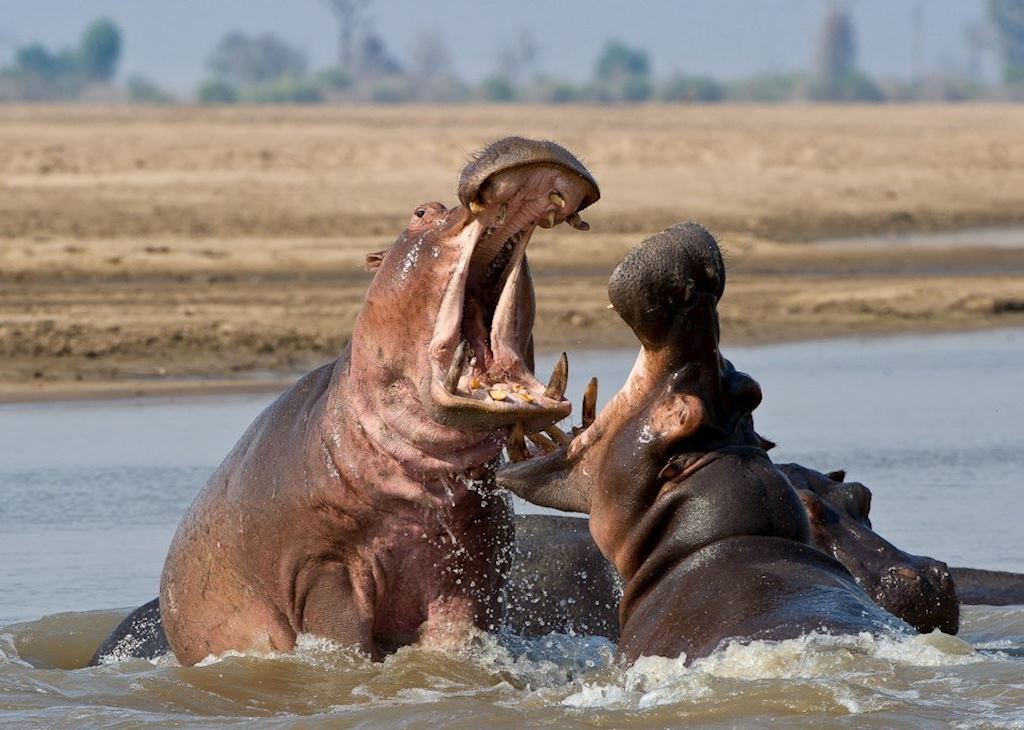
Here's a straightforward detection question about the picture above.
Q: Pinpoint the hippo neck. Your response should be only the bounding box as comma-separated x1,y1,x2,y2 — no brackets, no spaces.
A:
323,355,505,502
612,447,810,585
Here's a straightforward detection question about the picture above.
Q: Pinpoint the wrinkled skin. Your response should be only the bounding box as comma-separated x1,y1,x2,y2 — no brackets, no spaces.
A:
132,137,601,666
499,222,911,664
89,515,623,665
779,462,959,634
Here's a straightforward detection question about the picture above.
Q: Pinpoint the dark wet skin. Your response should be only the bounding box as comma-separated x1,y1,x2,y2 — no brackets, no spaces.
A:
779,462,959,634
499,222,914,664
90,138,602,666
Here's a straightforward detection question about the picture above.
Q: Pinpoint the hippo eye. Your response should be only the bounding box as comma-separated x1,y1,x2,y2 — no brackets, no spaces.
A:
415,208,426,218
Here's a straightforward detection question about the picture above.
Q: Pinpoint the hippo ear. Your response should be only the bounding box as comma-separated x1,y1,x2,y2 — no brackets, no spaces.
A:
648,392,706,445
826,469,847,482
365,249,389,271
797,489,827,524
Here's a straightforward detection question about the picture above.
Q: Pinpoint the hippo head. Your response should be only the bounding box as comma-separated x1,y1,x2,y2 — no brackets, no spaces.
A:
349,137,599,449
781,463,960,634
499,223,768,564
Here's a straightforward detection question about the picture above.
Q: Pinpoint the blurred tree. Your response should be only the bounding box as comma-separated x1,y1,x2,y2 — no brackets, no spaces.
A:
410,31,451,81
964,21,994,83
312,66,353,92
197,79,239,104
78,18,121,82
241,77,323,103
207,32,307,87
659,73,724,102
407,31,469,101
989,0,1024,82
5,42,80,100
815,6,856,82
725,73,802,102
479,73,517,102
14,43,75,81
322,0,371,72
125,75,174,104
355,33,402,77
593,40,652,101
809,6,883,101
527,76,581,103
595,40,650,82
497,30,539,87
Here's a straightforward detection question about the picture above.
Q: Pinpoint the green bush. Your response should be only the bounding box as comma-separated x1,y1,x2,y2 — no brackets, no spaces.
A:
312,67,353,91
367,77,415,103
806,70,884,102
126,75,174,104
659,74,724,102
197,80,239,104
478,74,517,102
240,76,323,104
724,73,803,102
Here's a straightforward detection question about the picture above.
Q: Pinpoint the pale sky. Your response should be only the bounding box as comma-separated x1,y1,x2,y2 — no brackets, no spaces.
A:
0,1,996,93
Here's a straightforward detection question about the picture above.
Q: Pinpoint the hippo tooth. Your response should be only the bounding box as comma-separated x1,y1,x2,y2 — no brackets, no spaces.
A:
549,192,566,208
496,203,508,224
546,210,557,228
508,421,528,462
489,389,508,401
567,212,590,231
544,424,572,446
445,340,469,393
469,199,486,215
527,431,558,453
582,376,598,427
544,352,569,400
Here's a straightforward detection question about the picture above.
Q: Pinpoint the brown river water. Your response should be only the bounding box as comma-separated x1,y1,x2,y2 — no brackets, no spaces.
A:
2,329,1023,727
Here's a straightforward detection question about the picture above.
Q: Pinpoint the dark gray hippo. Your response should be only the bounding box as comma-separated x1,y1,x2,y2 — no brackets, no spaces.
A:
499,222,915,663
93,137,600,666
779,462,959,634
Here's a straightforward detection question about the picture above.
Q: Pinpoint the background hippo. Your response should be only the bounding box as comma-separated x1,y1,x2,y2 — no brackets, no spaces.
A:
779,462,959,634
499,222,911,663
95,137,600,665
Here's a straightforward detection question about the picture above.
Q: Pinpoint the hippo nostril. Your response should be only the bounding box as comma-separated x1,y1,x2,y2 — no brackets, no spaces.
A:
928,562,952,585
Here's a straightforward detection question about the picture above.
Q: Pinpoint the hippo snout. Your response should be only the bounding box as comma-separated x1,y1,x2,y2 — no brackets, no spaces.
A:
878,558,959,635
608,222,725,348
457,136,600,213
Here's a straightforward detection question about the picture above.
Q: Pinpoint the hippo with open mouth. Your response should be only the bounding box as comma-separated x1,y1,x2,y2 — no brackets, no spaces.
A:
499,222,914,663
91,137,600,666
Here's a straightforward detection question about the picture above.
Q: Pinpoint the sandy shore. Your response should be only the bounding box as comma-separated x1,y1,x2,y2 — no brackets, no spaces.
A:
3,105,1024,401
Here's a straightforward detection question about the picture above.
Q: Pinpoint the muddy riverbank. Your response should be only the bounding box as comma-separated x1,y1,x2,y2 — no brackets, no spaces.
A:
4,105,1024,401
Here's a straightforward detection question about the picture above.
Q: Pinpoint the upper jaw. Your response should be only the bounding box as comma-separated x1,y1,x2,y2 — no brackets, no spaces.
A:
426,171,592,430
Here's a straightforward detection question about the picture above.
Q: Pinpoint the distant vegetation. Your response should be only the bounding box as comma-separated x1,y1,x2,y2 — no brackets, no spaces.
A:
0,18,131,101
3,2,1024,104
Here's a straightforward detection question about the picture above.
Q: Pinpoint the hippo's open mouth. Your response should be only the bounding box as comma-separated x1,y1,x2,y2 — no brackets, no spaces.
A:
428,165,594,430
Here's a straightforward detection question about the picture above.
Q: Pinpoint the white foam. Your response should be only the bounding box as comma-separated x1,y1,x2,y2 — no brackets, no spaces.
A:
193,632,368,668
561,630,985,712
0,633,32,668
